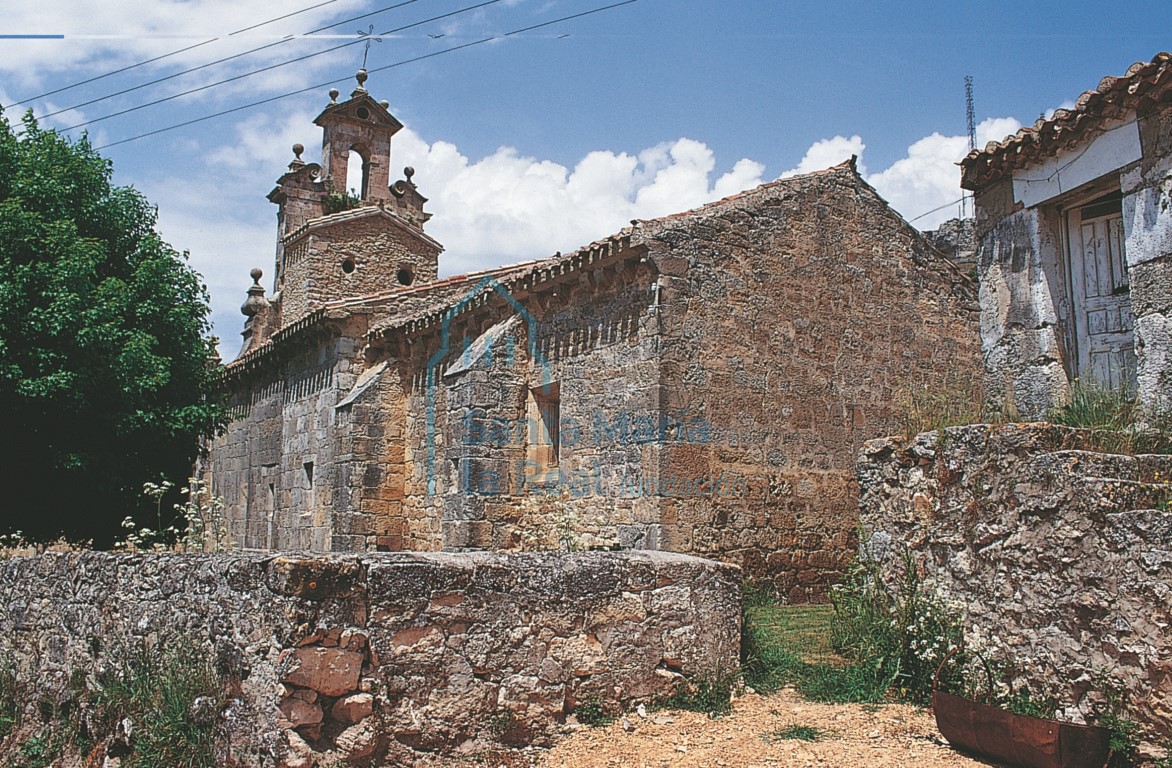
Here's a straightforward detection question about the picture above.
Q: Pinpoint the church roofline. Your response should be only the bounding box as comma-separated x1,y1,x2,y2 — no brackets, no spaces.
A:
281,204,443,251
313,86,403,132
222,262,532,377
369,157,966,340
367,233,640,340
223,157,967,377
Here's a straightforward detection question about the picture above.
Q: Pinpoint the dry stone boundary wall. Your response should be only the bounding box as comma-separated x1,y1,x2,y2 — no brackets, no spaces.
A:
857,423,1172,745
0,550,740,767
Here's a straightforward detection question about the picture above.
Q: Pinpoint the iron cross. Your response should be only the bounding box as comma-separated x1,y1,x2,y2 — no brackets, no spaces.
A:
358,25,382,69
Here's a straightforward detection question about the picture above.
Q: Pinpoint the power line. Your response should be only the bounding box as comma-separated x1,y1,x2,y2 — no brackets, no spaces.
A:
4,0,341,109
94,0,639,151
55,0,502,135
17,0,423,125
909,196,965,224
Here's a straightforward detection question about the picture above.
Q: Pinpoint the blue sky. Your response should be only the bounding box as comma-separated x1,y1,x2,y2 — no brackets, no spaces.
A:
1,1,1168,356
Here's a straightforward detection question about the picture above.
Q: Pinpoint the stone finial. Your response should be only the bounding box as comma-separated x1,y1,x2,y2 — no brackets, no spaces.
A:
329,88,340,103
241,268,267,317
290,143,305,168
404,166,415,184
379,100,389,110
355,69,368,90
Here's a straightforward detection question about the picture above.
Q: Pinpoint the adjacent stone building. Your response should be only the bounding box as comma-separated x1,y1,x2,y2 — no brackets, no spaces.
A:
205,70,981,598
961,52,1172,419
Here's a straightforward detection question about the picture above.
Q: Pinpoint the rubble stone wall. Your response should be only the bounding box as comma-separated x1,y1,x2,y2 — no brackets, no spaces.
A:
391,258,667,555
857,422,1172,743
1125,105,1172,417
647,163,982,600
0,550,740,767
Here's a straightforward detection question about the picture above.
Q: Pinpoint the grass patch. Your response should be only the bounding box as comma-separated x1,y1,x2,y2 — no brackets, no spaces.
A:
747,604,838,664
91,642,224,768
1048,380,1172,454
894,373,987,440
654,674,736,717
741,603,891,705
762,724,825,742
573,697,615,728
744,551,966,707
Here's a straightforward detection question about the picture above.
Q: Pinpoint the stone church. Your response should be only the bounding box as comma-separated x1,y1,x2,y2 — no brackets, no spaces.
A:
205,71,981,599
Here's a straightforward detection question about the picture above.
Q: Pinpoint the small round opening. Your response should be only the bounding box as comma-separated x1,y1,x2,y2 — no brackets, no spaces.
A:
341,258,356,274
355,106,370,120
397,267,414,286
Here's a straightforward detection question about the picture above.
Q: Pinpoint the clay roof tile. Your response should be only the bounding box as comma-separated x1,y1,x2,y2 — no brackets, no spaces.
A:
961,52,1172,190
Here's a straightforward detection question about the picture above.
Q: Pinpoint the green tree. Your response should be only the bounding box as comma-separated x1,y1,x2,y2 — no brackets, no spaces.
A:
0,112,225,544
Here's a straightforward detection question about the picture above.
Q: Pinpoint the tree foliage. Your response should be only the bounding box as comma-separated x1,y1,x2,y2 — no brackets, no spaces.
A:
0,113,225,543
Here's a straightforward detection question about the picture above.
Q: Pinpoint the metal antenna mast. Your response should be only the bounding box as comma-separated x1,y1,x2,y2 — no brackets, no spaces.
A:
963,75,976,218
965,75,976,151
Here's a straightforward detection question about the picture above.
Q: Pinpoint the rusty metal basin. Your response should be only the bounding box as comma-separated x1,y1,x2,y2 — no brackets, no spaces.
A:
933,687,1112,768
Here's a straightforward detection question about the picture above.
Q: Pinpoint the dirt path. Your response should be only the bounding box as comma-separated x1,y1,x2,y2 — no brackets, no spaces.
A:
541,688,1001,768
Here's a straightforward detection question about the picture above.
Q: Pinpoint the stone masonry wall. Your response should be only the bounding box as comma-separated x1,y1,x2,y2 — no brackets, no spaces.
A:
280,214,440,328
857,422,1172,745
426,267,667,553
0,550,740,767
209,317,372,551
1126,104,1172,417
648,161,982,600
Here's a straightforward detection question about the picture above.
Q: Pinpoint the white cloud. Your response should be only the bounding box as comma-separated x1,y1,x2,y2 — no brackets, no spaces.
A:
779,135,866,178
0,0,368,133
0,1,367,79
392,132,767,276
138,111,767,357
870,116,1023,228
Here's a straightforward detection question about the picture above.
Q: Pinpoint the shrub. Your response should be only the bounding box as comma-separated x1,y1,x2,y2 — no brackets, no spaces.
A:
1091,673,1141,768
829,550,965,705
119,477,232,553
573,697,614,727
321,189,363,215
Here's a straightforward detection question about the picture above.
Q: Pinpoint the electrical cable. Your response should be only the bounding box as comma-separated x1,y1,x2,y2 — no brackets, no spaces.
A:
11,0,423,124
909,196,966,223
92,0,639,151
54,0,502,134
3,0,341,109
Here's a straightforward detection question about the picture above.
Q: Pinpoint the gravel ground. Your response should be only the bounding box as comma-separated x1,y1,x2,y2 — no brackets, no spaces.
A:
540,688,1003,768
